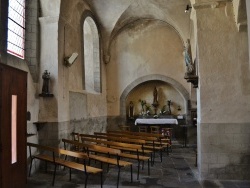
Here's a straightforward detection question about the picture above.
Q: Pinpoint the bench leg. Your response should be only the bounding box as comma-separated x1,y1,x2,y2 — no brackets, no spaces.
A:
117,167,120,188
153,150,156,164
137,161,140,180
69,168,72,181
29,158,33,177
107,163,109,172
52,164,57,186
142,160,144,170
85,173,89,188
160,150,162,162
100,172,103,188
151,153,154,166
148,159,150,176
45,162,48,173
130,165,133,183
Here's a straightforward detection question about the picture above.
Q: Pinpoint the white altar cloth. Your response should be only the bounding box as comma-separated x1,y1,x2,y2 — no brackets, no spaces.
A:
135,118,178,125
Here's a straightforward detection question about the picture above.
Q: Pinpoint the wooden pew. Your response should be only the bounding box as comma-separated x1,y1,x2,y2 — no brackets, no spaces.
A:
79,135,151,178
94,132,164,162
108,130,171,153
79,133,153,165
62,139,133,186
79,133,151,153
108,130,170,146
27,142,103,188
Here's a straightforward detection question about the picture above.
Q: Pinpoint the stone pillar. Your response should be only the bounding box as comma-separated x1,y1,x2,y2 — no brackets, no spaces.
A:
39,16,59,122
25,0,40,82
193,0,250,180
246,0,250,63
38,0,72,147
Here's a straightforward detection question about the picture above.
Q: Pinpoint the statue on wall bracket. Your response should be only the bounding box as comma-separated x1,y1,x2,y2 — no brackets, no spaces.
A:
39,70,54,97
184,39,199,88
184,39,195,75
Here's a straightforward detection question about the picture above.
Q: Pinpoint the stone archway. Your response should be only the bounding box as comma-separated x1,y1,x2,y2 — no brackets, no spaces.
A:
120,74,190,118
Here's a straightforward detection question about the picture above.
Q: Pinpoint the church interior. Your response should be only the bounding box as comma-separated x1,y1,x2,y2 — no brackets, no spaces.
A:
1,0,250,187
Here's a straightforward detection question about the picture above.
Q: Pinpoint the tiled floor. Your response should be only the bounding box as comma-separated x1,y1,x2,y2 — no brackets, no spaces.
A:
26,142,250,188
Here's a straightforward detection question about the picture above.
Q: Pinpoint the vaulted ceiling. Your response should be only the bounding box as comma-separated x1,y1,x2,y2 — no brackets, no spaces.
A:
86,0,191,43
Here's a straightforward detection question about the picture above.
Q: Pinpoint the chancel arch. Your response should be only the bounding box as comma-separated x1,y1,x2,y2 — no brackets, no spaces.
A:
120,74,190,119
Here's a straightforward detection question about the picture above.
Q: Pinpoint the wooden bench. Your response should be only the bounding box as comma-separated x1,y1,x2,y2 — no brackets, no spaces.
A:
79,133,153,164
62,139,133,187
108,130,170,144
129,130,172,149
94,132,164,163
27,142,103,188
80,134,154,166
79,135,151,178
108,130,171,153
79,133,152,154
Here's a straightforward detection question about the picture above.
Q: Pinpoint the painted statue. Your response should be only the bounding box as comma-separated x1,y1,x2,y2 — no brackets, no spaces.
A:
184,39,194,74
128,101,134,118
153,87,158,104
42,70,50,94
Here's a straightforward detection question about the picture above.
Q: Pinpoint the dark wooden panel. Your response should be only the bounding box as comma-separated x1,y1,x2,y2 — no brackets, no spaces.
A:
0,65,2,188
0,63,27,188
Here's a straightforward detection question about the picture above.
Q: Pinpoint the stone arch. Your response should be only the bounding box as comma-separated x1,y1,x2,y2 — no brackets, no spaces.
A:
120,74,190,118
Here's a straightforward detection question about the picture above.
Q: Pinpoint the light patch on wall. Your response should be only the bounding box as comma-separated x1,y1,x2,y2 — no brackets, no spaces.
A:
11,95,17,164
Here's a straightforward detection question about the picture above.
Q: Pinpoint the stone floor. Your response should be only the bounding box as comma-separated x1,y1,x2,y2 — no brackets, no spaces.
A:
26,142,250,188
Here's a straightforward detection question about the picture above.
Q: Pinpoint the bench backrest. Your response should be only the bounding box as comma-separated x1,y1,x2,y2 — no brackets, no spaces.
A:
27,142,89,160
81,133,146,145
108,130,163,139
80,136,142,150
27,142,56,152
80,133,145,146
95,132,157,142
62,139,121,155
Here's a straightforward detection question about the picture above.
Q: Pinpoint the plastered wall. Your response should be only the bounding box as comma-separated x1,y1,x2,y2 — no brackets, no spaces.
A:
126,81,185,117
107,20,190,117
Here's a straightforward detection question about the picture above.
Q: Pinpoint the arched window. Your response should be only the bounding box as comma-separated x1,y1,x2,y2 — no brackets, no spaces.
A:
83,16,101,93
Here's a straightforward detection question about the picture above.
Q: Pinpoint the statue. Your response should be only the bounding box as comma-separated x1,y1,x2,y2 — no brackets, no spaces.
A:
128,101,134,118
153,87,158,104
167,100,172,115
184,39,194,75
42,70,50,94
152,87,159,115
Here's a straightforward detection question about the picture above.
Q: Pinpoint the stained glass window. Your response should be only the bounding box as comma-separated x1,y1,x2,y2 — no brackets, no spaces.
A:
7,0,25,59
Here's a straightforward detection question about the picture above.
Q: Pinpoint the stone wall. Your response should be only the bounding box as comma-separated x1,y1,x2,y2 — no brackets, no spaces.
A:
193,1,250,180
38,117,106,148
25,0,40,82
200,123,250,179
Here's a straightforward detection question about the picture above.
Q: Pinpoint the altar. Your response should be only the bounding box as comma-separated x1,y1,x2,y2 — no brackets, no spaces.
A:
134,118,179,138
134,118,178,125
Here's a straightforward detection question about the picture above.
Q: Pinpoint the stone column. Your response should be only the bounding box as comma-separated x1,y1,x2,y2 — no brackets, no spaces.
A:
38,0,71,147
246,0,250,64
39,16,59,122
193,0,250,180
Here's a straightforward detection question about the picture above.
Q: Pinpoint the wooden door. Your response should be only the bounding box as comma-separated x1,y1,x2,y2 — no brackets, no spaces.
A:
0,63,27,188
